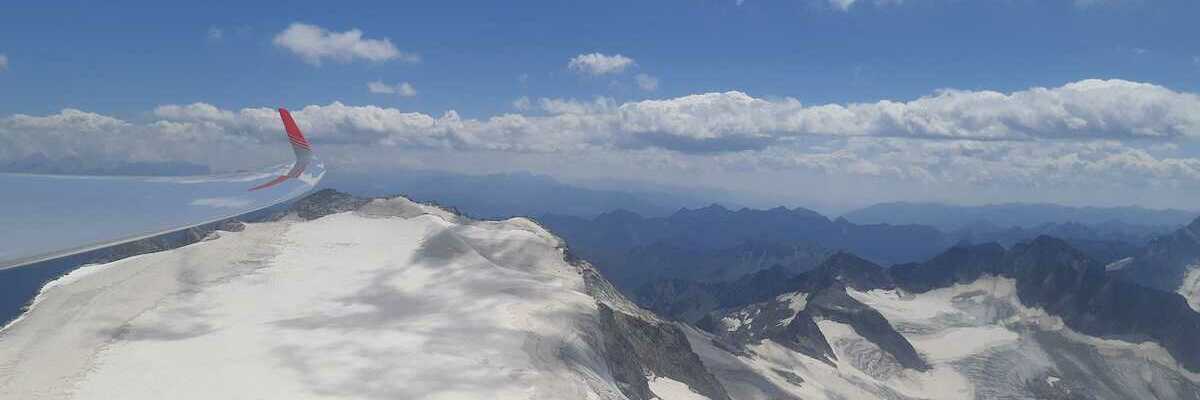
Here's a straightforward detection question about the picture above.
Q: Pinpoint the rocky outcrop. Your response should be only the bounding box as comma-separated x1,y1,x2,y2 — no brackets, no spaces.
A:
637,265,801,324
805,288,928,371
890,242,1007,292
597,304,732,400
575,259,733,400
287,188,371,220
697,253,929,372
640,252,896,325
804,252,896,292
892,236,1200,373
1111,217,1200,292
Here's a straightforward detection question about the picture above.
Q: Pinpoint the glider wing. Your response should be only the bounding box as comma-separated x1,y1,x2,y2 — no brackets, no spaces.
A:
0,108,325,270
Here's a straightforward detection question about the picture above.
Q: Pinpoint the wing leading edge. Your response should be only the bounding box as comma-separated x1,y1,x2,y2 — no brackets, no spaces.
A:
0,108,325,271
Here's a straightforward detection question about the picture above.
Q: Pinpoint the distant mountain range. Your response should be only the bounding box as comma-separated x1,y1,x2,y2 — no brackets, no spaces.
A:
317,169,742,220
843,201,1198,231
538,203,1184,295
539,205,950,291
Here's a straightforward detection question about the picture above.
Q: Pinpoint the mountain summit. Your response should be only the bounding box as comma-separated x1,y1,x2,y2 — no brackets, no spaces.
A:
0,191,728,400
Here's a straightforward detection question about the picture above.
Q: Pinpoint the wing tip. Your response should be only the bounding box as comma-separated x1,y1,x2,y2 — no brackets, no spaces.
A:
278,107,312,150
247,107,314,191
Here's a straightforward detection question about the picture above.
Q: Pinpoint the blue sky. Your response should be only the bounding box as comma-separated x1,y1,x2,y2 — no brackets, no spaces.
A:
2,0,1200,210
3,0,1197,117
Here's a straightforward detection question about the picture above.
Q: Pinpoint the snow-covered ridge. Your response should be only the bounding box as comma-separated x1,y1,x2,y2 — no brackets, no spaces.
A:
0,261,110,334
0,193,723,400
685,274,1200,400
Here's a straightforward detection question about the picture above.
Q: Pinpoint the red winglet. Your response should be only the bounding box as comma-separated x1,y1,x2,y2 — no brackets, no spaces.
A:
249,108,315,191
279,108,312,150
248,175,290,191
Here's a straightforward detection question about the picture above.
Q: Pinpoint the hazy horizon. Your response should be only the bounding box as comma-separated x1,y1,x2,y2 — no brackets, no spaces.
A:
4,1,1200,210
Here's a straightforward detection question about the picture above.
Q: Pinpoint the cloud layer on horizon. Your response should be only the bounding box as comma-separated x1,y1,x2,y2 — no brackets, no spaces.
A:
144,78,1197,152
4,79,1200,206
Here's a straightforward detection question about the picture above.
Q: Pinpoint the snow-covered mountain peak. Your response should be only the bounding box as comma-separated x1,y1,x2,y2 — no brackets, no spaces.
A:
0,192,725,400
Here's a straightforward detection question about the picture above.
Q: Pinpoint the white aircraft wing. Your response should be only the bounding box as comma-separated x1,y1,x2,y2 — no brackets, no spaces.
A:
0,108,325,270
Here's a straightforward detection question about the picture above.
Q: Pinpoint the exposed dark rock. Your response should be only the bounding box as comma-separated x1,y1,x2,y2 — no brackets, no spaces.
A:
595,304,655,400
806,252,895,292
644,251,897,324
597,304,732,400
1110,217,1200,292
892,235,1200,373
216,219,246,232
890,242,1007,293
694,232,1200,375
700,290,836,366
288,189,372,220
805,287,929,371
776,310,837,365
636,278,721,324
578,259,733,399
1009,237,1200,372
637,265,801,324
771,369,805,386
695,254,929,372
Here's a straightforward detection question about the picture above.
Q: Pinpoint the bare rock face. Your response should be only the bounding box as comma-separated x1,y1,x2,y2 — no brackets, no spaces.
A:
804,288,929,371
1110,217,1200,297
697,253,929,374
215,219,246,232
890,236,1200,373
287,188,371,220
596,303,732,400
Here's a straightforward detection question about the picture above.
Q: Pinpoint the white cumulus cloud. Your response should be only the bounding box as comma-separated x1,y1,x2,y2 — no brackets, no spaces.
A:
0,54,8,72
635,74,659,91
154,103,237,123
11,80,1200,159
512,96,532,111
273,22,419,66
368,81,417,97
568,53,635,76
6,79,1200,206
